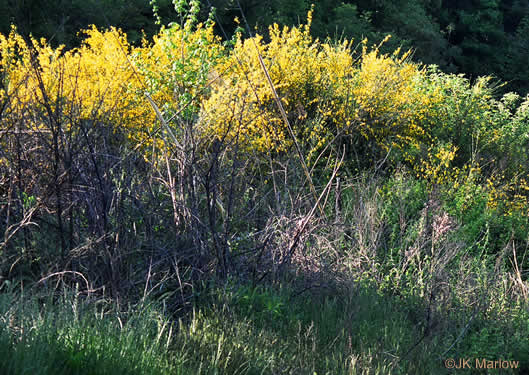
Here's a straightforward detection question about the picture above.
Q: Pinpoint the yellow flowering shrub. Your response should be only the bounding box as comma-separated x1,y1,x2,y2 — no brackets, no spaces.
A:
0,21,224,152
0,16,462,175
0,26,146,138
351,44,444,159
0,27,27,102
200,18,449,167
200,12,355,155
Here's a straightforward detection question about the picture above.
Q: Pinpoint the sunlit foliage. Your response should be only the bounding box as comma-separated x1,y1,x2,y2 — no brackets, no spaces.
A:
201,10,355,154
0,26,144,146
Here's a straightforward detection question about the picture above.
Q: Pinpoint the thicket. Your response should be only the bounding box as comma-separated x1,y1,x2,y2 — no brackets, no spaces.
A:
1,3,528,373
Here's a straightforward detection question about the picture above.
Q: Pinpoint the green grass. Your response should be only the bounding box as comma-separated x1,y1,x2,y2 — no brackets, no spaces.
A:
1,281,527,374
0,290,179,375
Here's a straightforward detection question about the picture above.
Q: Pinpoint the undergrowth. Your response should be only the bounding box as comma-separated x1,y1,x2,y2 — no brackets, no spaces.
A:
1,279,527,375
